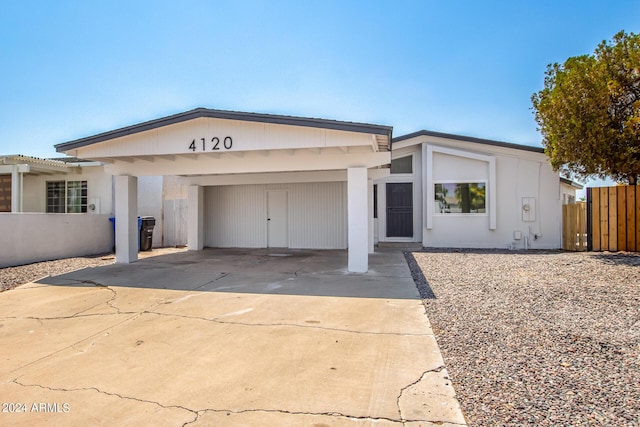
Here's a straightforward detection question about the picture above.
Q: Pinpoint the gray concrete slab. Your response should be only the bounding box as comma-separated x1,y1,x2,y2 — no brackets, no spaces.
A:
0,248,466,426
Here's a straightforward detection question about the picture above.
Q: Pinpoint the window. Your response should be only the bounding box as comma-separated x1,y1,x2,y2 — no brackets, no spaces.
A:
390,155,412,174
434,182,486,214
0,174,11,212
373,184,378,218
47,181,87,213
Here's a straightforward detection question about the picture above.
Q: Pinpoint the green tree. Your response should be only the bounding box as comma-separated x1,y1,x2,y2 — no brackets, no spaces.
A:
532,30,640,185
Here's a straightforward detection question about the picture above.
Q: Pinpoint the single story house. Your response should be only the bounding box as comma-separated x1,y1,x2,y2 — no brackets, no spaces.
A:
376,130,579,250
3,108,579,271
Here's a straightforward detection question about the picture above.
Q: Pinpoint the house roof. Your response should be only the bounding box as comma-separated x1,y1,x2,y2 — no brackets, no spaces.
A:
392,129,545,154
55,108,394,152
560,177,584,189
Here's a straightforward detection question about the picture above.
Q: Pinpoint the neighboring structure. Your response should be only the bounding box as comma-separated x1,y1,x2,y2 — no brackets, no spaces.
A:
3,108,579,270
1,155,83,213
560,177,583,204
1,155,169,248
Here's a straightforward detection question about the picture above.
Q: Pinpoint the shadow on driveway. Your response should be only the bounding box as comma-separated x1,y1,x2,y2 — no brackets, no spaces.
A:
36,247,421,300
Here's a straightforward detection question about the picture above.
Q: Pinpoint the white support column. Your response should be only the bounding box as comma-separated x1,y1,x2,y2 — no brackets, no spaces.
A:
188,185,204,251
367,177,374,254
348,167,368,272
115,175,138,264
0,164,28,213
19,171,23,212
424,144,434,230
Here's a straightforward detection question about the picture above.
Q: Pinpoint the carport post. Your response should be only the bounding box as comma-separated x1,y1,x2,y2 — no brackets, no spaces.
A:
348,167,368,272
115,175,138,263
187,185,204,251
368,178,374,254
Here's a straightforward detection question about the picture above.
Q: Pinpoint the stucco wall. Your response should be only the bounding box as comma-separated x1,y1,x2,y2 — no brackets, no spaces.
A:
424,148,561,249
22,165,113,214
0,213,112,268
22,171,165,248
137,176,163,248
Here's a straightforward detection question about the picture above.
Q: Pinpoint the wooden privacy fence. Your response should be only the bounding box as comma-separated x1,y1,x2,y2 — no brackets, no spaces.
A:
587,185,640,252
562,202,587,251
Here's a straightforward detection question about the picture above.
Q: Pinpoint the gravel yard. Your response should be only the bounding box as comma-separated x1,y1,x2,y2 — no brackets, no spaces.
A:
0,248,186,292
0,255,114,292
408,249,640,427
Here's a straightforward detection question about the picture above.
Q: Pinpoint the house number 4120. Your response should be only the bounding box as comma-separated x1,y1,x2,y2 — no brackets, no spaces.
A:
188,137,233,152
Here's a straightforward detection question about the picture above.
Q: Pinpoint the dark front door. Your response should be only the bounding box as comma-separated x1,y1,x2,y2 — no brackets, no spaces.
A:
386,183,413,237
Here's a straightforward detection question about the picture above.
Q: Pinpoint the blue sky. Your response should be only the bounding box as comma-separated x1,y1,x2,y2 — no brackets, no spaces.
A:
1,0,638,186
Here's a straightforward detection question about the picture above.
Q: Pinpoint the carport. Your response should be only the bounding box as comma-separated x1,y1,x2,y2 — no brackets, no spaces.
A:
55,109,392,272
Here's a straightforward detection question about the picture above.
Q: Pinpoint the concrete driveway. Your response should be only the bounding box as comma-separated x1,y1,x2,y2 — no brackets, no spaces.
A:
0,248,465,426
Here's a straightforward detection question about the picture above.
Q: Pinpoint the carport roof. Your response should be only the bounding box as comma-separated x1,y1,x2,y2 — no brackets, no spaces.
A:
1,154,81,175
55,108,394,152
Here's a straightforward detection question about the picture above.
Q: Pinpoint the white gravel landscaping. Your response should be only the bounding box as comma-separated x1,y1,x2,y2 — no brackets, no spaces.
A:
0,248,186,292
0,255,114,292
407,249,640,427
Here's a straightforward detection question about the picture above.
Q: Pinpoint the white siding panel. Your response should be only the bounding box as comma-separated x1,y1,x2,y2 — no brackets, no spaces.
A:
164,199,188,247
75,117,375,158
287,182,347,249
433,152,489,182
204,182,347,249
205,185,267,248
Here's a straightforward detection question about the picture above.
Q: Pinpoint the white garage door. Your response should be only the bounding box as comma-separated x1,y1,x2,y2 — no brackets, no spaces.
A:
204,182,347,249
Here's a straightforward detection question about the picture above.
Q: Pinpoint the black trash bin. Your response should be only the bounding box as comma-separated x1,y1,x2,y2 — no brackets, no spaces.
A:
139,216,156,251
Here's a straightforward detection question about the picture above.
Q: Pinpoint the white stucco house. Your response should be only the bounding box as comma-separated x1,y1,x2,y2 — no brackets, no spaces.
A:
53,108,393,272
376,130,575,250
1,108,579,270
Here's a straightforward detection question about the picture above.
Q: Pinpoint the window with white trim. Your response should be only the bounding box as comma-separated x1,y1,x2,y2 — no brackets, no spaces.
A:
47,181,87,213
434,182,486,214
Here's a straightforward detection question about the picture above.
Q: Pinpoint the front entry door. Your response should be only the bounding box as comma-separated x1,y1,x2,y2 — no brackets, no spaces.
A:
267,191,288,247
386,183,413,238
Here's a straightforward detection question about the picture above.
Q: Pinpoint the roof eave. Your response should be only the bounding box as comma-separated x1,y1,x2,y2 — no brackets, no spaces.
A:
560,177,584,189
55,108,393,153
392,130,545,154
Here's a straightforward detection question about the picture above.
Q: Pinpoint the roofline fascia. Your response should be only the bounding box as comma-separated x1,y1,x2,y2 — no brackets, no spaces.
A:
392,130,545,154
55,108,393,153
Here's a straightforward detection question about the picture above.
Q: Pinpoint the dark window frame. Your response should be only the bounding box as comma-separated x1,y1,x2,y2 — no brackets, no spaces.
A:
390,155,413,174
46,180,88,213
434,182,487,214
373,184,378,218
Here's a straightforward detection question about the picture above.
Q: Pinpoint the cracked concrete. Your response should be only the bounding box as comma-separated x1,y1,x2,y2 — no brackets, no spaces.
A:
0,248,466,426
